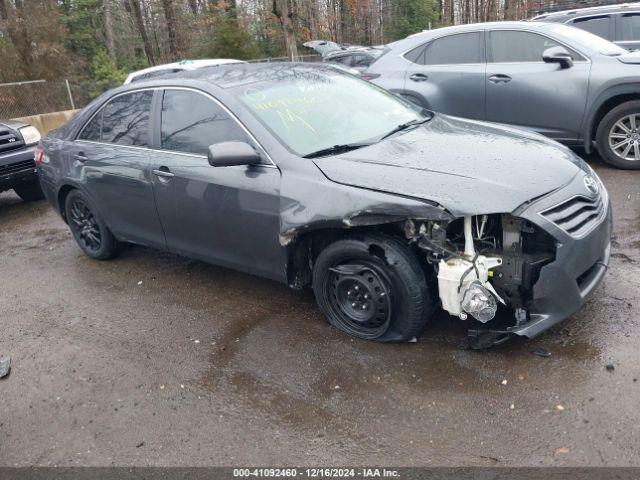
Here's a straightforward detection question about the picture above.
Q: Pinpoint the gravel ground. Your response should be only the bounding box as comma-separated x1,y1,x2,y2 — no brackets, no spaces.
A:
0,152,638,467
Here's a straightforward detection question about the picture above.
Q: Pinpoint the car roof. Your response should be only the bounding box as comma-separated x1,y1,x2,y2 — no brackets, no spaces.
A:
0,119,29,130
404,20,556,40
125,62,346,90
125,59,245,83
407,20,551,38
532,2,640,20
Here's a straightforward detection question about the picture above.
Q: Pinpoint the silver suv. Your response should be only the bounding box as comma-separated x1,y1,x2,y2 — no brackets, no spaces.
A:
364,21,640,169
532,2,640,51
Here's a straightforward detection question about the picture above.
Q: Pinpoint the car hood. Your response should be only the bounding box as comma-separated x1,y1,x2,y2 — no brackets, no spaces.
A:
0,119,28,130
312,114,583,217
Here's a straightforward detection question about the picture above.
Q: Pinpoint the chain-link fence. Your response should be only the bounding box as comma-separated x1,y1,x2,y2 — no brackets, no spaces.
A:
0,80,75,119
0,54,323,120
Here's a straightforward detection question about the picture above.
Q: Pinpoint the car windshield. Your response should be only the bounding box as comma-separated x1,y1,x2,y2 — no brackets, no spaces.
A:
548,24,627,56
234,69,427,156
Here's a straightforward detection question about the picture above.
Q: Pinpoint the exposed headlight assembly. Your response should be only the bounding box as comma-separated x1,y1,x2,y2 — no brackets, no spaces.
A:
19,125,41,146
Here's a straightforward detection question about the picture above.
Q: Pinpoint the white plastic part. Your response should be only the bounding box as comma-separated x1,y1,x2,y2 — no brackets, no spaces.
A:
438,255,501,318
464,216,475,258
437,215,502,319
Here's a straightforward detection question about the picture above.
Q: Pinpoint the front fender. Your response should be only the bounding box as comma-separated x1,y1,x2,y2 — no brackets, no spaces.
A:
583,82,640,152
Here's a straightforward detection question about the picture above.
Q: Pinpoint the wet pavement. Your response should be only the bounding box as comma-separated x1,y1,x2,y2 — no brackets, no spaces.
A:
0,153,639,466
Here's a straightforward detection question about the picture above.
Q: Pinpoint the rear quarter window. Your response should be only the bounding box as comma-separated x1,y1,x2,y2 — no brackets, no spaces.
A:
404,32,483,65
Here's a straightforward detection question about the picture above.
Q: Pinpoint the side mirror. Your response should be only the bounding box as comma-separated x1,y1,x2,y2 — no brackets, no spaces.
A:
207,141,261,167
542,46,574,69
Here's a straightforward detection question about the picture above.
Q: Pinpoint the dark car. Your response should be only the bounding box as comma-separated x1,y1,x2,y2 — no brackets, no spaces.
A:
0,120,44,201
363,21,640,169
38,63,611,347
324,47,384,71
532,2,640,51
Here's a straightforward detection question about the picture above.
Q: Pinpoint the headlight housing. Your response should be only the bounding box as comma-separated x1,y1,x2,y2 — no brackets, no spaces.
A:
19,125,41,146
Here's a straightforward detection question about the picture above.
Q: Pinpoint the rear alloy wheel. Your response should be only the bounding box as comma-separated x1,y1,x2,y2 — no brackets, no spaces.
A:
312,234,432,342
596,100,640,169
65,190,121,260
13,181,44,202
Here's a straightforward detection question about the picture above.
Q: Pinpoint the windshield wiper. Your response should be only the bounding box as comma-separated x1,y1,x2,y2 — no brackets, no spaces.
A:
379,116,432,141
302,142,372,158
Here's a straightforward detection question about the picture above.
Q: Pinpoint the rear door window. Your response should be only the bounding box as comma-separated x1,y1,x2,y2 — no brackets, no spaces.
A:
488,30,581,62
100,90,153,146
572,15,613,40
160,89,250,156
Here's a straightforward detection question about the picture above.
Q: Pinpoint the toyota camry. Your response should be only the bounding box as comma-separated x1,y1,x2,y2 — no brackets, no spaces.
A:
37,63,612,347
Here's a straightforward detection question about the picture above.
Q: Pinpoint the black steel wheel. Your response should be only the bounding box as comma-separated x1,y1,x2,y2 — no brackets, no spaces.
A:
326,261,393,338
313,234,432,342
64,189,121,260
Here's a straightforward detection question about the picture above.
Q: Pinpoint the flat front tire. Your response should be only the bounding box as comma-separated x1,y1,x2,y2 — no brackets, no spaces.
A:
65,189,121,260
596,100,640,169
312,234,432,342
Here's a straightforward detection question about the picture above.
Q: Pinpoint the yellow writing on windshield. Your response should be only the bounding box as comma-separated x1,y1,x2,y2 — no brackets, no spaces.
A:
275,108,316,133
252,96,318,111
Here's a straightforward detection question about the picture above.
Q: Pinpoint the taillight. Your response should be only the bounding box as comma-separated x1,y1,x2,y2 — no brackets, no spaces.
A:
34,146,44,166
360,72,380,81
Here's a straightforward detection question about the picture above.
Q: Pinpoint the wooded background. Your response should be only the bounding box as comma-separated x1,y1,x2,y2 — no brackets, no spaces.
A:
0,0,624,89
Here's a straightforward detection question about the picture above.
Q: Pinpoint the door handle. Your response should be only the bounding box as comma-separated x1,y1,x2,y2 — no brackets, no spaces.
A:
409,73,429,82
73,153,88,162
488,74,512,84
152,167,175,179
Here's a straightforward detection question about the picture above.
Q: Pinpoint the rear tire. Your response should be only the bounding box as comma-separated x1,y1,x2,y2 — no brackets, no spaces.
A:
65,189,121,260
596,100,640,169
312,234,432,342
14,181,44,202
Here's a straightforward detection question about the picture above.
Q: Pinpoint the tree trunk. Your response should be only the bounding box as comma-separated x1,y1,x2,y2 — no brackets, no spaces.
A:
161,0,181,61
129,0,155,66
272,0,298,60
188,0,198,15
7,0,35,78
102,0,116,61
0,0,8,20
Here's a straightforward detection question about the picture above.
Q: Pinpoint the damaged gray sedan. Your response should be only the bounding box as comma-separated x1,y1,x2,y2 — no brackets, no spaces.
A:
37,63,612,347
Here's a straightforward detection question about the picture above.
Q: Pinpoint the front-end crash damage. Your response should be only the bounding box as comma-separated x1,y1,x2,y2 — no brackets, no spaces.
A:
405,214,558,347
285,202,563,347
280,152,610,348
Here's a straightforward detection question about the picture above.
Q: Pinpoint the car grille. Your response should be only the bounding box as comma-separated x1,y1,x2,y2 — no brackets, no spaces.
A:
0,159,36,177
0,128,24,153
540,194,605,238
